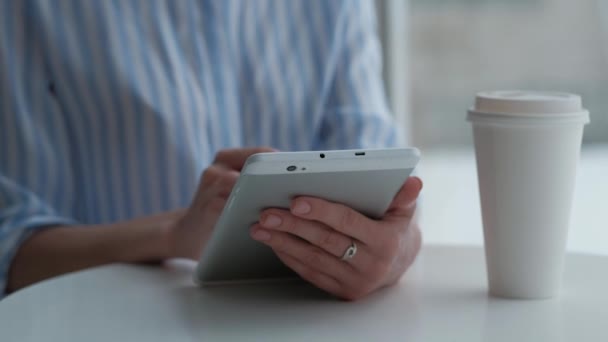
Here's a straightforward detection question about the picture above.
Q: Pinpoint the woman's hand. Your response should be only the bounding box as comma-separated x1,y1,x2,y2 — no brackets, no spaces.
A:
250,177,423,300
166,147,275,259
6,147,275,292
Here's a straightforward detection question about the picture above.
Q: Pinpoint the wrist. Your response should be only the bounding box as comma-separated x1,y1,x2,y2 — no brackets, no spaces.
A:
114,210,186,262
159,211,185,259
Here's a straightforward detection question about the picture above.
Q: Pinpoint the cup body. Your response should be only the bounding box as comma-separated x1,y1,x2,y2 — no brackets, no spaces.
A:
468,91,589,299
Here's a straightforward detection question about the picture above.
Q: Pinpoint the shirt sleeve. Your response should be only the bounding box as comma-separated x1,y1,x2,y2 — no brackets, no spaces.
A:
0,130,77,297
0,1,77,297
0,178,77,297
313,0,405,150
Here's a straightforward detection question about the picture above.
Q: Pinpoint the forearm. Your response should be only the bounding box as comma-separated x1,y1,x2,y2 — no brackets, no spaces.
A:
6,210,184,293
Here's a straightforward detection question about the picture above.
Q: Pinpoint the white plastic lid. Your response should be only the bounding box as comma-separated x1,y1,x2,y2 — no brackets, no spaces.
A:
474,90,583,114
467,90,590,125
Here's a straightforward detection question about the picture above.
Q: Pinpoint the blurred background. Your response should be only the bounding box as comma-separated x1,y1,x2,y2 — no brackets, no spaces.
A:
376,0,607,254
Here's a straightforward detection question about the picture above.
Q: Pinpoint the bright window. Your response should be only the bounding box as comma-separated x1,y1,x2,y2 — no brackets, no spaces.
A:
377,0,608,253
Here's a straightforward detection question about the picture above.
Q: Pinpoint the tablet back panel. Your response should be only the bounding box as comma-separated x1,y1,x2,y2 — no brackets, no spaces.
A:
196,167,414,284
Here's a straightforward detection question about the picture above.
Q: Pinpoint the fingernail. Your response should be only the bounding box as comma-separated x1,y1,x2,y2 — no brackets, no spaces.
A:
262,214,282,228
292,200,311,215
252,229,271,241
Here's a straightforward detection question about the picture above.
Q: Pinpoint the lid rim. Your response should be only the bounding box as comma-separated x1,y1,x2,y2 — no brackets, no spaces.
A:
468,108,589,118
474,90,583,114
467,109,590,126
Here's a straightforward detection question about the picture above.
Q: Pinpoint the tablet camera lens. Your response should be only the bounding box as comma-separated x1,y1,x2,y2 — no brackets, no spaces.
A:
287,165,297,172
320,153,325,158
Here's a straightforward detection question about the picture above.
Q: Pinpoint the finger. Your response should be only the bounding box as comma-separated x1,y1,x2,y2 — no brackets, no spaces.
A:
274,251,344,298
214,169,239,198
205,196,228,216
200,164,224,187
289,196,377,244
192,168,222,211
250,226,358,283
200,164,238,187
259,209,356,259
259,210,374,271
213,147,277,171
386,177,423,219
196,165,239,201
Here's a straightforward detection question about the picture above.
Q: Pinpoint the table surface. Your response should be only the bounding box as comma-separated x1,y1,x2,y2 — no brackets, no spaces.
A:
1,245,607,342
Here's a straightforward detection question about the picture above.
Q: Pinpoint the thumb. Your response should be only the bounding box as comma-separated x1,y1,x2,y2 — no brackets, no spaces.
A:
213,147,277,171
386,176,423,218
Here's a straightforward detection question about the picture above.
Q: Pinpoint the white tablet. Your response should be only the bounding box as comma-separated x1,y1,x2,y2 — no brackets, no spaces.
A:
195,147,420,285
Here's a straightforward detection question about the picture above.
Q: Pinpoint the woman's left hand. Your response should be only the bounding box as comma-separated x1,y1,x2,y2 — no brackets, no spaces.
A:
250,177,423,301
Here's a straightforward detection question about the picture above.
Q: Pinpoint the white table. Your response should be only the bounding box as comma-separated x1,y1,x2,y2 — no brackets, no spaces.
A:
1,245,607,341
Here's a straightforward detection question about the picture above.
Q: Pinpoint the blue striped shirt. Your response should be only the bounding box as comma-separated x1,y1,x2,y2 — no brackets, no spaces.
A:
0,0,404,294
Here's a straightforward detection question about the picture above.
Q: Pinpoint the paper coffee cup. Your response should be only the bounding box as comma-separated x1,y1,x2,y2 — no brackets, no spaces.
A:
467,91,589,299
